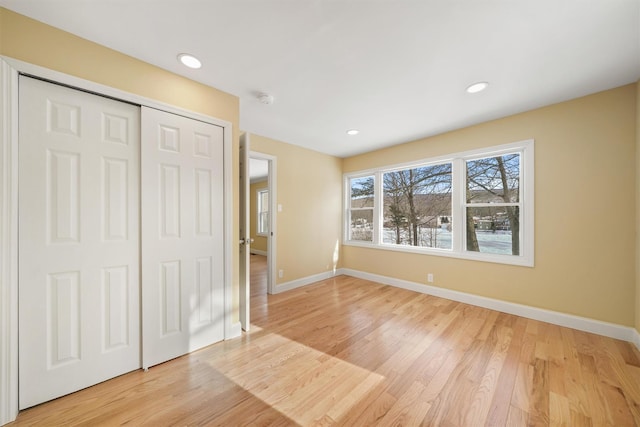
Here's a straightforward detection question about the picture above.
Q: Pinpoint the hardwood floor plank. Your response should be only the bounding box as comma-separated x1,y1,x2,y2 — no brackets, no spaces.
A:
506,404,529,426
462,325,513,426
549,391,571,427
10,262,640,426
529,357,550,425
375,381,431,427
485,316,526,426
339,388,397,426
570,409,594,427
600,382,637,427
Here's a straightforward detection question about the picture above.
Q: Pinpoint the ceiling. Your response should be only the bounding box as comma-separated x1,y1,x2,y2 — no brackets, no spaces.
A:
2,1,639,158
249,158,269,183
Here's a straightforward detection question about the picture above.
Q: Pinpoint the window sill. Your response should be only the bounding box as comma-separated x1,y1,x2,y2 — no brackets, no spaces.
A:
342,240,534,267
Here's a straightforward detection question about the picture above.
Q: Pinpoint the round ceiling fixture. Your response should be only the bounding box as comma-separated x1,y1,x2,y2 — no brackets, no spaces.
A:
177,53,202,69
257,93,275,105
346,129,360,136
466,81,489,94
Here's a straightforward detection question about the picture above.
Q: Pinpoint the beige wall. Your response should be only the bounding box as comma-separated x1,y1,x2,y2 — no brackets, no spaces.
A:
344,85,637,327
250,180,268,253
0,8,242,320
250,134,343,285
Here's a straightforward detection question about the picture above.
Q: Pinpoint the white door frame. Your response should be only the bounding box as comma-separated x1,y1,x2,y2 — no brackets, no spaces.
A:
249,151,277,295
239,133,250,331
0,56,238,425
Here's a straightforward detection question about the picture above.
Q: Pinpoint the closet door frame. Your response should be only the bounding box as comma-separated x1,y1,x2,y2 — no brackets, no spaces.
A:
0,56,237,426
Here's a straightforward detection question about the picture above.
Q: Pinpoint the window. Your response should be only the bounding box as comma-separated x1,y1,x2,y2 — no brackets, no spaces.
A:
382,163,452,249
465,153,520,255
344,140,534,266
257,188,269,235
348,176,375,242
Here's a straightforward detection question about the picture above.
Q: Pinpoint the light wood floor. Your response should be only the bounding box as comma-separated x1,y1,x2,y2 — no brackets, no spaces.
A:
10,254,640,426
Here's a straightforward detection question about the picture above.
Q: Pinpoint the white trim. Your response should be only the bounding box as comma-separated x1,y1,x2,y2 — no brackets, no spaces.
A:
256,187,269,236
0,55,237,423
338,268,639,345
4,57,226,127
0,57,19,427
250,249,268,256
222,114,237,340
249,151,277,295
633,328,640,351
229,322,242,339
273,270,338,294
343,139,534,268
343,239,535,267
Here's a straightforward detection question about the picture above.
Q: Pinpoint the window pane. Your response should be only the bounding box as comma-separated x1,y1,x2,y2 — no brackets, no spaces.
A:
382,163,452,249
466,206,520,255
259,212,269,234
257,189,269,234
466,154,520,203
350,209,373,242
350,176,374,208
259,190,269,209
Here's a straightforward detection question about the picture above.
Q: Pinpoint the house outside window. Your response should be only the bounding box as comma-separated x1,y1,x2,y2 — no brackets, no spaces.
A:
344,140,534,267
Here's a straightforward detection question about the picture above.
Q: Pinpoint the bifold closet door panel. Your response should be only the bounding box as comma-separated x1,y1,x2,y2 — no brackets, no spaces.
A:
18,76,141,409
141,107,225,369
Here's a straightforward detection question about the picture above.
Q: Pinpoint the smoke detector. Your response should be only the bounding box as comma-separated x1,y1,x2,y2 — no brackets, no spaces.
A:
257,93,274,105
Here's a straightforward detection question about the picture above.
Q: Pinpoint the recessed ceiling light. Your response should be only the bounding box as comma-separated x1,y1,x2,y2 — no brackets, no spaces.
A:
177,53,202,69
346,129,360,136
466,81,489,94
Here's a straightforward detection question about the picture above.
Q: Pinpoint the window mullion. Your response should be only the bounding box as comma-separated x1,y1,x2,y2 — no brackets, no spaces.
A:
451,158,465,252
467,202,520,208
374,171,383,245
344,178,352,241
522,144,534,262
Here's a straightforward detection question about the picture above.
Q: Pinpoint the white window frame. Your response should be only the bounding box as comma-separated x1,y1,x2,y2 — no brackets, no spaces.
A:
346,173,377,243
256,188,269,236
380,159,454,249
343,139,534,267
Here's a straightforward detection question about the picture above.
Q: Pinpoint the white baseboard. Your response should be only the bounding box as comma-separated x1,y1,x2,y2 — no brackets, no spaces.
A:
338,268,639,346
633,328,640,351
226,322,242,340
250,249,267,256
273,270,338,294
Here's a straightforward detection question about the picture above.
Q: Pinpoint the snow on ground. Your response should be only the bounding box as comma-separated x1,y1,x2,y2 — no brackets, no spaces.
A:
382,228,513,254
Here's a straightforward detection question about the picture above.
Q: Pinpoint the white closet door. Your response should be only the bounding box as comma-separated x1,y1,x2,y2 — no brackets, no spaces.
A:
18,77,141,409
141,107,225,369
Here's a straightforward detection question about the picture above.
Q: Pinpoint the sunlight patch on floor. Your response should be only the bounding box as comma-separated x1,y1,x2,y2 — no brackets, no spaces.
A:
210,326,385,425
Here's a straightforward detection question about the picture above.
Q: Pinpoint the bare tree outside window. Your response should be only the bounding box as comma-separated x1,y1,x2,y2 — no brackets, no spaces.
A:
349,176,374,242
382,163,452,248
466,153,520,255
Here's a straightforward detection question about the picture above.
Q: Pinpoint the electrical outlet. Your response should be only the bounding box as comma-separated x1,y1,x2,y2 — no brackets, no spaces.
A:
278,269,284,278
427,273,434,283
